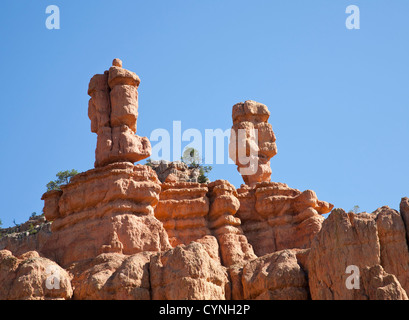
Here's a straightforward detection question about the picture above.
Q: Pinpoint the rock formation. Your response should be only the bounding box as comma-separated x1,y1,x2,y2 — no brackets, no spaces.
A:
0,250,72,300
241,250,309,300
0,215,52,257
150,241,231,300
228,100,277,187
154,182,211,247
88,59,150,168
236,182,333,257
308,209,381,299
148,160,200,183
69,252,153,300
0,59,408,301
373,206,409,295
41,162,171,267
308,209,408,300
400,197,409,243
228,100,333,257
207,180,256,267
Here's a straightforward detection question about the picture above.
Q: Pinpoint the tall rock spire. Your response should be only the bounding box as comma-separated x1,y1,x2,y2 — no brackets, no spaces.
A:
229,100,277,186
88,59,151,168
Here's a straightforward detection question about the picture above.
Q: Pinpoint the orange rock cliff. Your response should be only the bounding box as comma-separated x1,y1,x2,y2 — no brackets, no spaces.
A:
1,59,408,300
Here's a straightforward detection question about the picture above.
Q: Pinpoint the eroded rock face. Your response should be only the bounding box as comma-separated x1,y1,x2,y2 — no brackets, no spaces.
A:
242,249,309,300
374,206,409,295
88,59,151,168
0,250,72,300
237,182,333,257
0,222,52,258
207,180,256,267
360,265,408,300
154,182,211,247
150,241,230,300
148,160,200,183
229,100,277,187
308,208,409,300
41,162,171,267
400,197,409,243
308,209,380,300
70,252,153,300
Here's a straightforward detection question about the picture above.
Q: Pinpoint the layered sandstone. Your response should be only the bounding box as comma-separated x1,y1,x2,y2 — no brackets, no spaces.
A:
154,182,211,247
39,61,170,267
228,100,277,187
41,162,171,267
88,59,150,168
0,221,52,258
237,182,333,257
207,180,256,267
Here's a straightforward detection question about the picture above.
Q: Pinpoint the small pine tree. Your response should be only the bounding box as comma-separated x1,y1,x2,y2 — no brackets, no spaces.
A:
181,148,212,184
197,165,213,183
46,169,79,192
349,205,360,214
145,159,153,167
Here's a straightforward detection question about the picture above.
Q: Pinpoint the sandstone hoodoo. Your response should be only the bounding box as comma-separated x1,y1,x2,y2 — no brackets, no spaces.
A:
88,59,151,168
0,59,408,300
229,100,277,187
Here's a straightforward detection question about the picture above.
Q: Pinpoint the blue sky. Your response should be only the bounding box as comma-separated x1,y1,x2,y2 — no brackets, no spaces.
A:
0,0,408,227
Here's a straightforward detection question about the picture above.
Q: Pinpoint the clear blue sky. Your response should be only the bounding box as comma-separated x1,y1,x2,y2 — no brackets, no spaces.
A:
0,1,408,227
